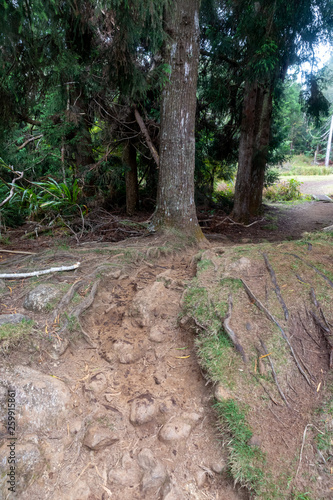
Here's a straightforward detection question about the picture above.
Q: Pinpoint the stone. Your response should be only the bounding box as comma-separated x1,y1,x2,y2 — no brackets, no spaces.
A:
108,452,142,487
248,435,261,448
107,269,122,279
322,224,333,232
23,284,60,312
130,281,168,327
46,337,69,360
211,459,227,474
227,257,251,272
83,425,119,451
214,384,231,402
86,372,108,394
137,448,168,490
0,313,30,325
149,325,167,343
113,340,141,364
159,419,192,443
130,393,157,425
195,469,207,488
312,194,333,202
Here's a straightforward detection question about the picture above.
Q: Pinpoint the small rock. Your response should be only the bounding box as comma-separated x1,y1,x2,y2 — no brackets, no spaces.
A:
149,325,167,343
86,372,108,394
248,435,261,448
69,419,82,435
23,284,60,312
322,224,333,232
312,194,333,202
130,393,157,425
83,425,119,450
195,469,207,488
118,274,129,280
0,313,30,325
107,269,122,279
137,448,168,490
46,338,69,360
113,340,141,364
159,418,192,442
211,459,226,473
108,452,142,486
214,384,231,402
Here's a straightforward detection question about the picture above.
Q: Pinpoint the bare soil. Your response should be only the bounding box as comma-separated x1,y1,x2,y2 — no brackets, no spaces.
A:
0,200,333,499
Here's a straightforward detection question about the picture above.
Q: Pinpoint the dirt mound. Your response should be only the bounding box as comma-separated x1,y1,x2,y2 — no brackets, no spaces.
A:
182,235,333,498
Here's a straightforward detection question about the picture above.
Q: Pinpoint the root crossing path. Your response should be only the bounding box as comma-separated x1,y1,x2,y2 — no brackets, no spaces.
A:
29,254,246,500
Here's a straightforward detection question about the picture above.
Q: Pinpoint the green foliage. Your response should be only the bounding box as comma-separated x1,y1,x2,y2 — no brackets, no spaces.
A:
264,179,303,202
264,167,281,187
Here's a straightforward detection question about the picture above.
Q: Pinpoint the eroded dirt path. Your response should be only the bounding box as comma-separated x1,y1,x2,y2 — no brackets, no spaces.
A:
15,252,247,500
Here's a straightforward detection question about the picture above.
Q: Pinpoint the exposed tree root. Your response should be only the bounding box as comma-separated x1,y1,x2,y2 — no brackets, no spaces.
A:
262,253,289,320
259,338,291,409
220,294,248,363
241,279,313,388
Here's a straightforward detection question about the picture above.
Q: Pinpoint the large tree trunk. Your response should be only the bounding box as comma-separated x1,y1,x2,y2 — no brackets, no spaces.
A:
153,0,204,240
232,80,273,223
123,141,139,216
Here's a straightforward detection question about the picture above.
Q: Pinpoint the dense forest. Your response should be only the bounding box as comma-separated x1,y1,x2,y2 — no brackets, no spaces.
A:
1,0,333,239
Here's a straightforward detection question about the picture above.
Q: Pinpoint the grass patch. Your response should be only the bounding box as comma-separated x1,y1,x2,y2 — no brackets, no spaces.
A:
214,399,266,493
0,319,34,349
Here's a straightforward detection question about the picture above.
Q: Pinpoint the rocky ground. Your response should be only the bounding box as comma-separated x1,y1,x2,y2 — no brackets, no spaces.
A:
0,198,332,500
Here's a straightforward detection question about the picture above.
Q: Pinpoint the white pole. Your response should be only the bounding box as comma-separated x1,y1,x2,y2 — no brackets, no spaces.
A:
325,115,333,167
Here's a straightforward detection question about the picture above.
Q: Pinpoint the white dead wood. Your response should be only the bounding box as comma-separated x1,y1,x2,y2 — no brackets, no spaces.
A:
0,249,36,255
0,262,80,279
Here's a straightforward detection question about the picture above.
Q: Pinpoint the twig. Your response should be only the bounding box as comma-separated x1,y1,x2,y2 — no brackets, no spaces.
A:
0,262,80,279
17,134,43,150
260,339,291,409
134,106,159,167
296,424,324,478
241,279,313,387
262,253,289,320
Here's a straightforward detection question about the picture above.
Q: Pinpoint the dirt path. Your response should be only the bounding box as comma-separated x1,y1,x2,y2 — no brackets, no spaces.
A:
0,249,247,500
283,174,333,195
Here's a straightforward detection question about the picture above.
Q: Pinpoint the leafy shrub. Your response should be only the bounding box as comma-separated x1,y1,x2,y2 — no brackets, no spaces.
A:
264,167,281,187
264,178,303,201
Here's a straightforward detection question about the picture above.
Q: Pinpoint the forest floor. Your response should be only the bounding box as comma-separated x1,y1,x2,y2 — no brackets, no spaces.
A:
0,197,333,500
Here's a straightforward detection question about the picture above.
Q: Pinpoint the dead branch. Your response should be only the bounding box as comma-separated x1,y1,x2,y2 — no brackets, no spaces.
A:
0,165,23,208
0,249,36,255
241,279,313,387
0,262,80,279
134,107,159,167
220,294,248,363
17,134,43,150
296,424,325,478
262,253,289,320
215,216,264,228
259,339,291,409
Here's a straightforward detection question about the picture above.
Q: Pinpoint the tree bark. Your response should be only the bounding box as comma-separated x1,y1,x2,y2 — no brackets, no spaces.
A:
152,0,204,240
123,141,139,216
232,80,273,222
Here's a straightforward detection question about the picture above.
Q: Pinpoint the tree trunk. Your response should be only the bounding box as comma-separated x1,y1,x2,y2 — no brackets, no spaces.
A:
152,0,204,240
123,141,139,216
232,80,273,222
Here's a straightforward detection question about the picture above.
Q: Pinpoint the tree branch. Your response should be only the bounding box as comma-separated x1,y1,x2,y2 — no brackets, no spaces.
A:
134,107,159,168
17,134,43,150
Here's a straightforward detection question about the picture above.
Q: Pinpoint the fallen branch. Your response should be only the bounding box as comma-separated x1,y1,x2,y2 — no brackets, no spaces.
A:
0,164,23,208
259,339,291,409
0,262,80,279
296,424,324,478
241,279,313,387
215,216,264,228
220,294,248,363
262,253,289,320
0,249,36,255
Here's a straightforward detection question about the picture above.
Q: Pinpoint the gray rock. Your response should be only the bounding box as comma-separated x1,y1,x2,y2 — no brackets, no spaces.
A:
137,448,168,490
130,393,157,425
211,458,227,473
23,284,60,312
83,425,119,451
322,224,333,232
108,452,142,486
113,340,141,364
149,325,167,343
130,281,168,327
312,194,333,202
214,384,231,401
86,372,108,394
159,418,192,442
0,313,30,325
46,337,69,360
107,269,122,279
195,469,207,488
248,435,261,448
